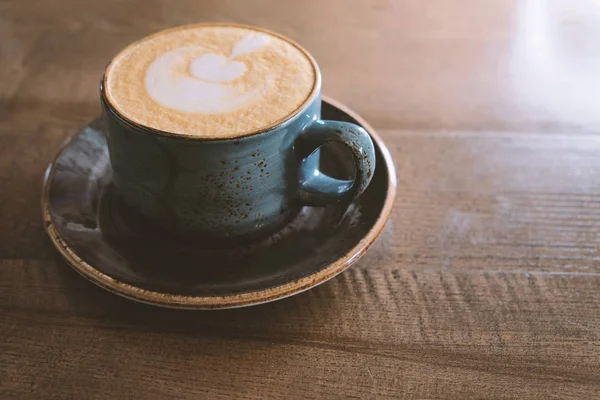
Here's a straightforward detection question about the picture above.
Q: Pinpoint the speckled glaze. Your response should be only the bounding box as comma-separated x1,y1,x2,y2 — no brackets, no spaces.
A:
42,97,396,309
101,70,375,240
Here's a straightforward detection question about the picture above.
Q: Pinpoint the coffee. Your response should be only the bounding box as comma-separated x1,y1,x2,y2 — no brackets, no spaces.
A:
103,24,317,138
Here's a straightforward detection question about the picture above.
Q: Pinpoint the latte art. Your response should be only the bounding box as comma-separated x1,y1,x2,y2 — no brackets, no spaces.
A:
145,35,270,114
104,24,317,138
144,46,266,114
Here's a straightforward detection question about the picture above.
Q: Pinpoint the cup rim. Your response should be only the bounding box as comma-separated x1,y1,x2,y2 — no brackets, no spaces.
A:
100,22,322,142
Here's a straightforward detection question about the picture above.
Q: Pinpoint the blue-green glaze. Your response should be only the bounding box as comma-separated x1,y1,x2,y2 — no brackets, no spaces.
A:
297,120,375,206
101,91,375,241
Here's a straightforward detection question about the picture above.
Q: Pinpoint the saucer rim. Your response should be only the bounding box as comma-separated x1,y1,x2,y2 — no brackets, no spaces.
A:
41,95,397,309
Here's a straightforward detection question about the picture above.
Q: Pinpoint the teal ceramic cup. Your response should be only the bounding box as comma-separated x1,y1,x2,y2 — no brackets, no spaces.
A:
100,39,375,242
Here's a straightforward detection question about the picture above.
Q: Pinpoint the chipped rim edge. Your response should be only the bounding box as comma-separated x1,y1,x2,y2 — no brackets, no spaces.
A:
40,95,397,310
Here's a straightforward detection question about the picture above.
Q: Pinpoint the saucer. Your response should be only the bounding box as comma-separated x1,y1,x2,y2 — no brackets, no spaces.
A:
42,96,396,309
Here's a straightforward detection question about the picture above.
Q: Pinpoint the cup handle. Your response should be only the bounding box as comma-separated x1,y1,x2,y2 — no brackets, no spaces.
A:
296,120,376,206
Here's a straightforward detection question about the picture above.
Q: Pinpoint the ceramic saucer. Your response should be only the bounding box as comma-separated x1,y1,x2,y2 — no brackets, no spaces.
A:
42,96,396,309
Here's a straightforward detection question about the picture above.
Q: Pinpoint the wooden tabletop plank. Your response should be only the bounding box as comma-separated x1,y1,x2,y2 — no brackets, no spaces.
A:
4,129,600,268
3,0,600,398
2,0,600,133
2,261,599,399
2,131,600,398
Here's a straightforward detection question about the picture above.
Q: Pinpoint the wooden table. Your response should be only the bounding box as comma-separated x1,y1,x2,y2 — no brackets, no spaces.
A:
2,0,600,398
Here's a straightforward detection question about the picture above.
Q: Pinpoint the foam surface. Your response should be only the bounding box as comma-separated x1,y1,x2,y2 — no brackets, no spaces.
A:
104,24,317,138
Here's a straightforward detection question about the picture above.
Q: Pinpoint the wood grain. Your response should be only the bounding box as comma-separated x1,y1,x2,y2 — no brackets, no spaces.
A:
2,0,600,133
2,0,600,399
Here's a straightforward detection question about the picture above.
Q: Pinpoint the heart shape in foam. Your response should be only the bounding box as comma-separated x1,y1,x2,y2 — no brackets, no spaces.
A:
190,53,246,82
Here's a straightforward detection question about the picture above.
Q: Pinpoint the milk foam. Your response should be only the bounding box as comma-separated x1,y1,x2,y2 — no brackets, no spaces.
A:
144,45,267,114
104,25,317,138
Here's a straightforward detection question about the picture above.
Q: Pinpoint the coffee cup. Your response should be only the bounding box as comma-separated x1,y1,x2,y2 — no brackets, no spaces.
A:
100,23,375,241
